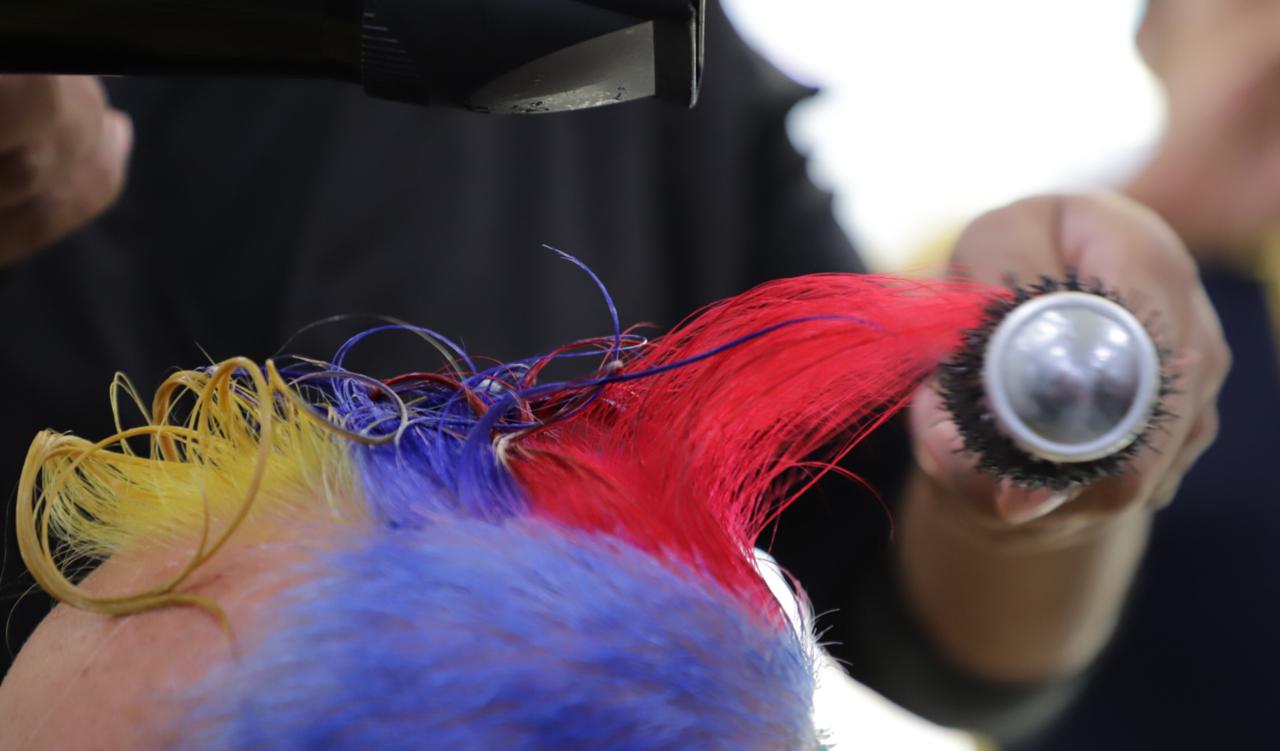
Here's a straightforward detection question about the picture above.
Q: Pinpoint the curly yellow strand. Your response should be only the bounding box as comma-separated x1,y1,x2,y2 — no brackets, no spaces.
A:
15,358,368,626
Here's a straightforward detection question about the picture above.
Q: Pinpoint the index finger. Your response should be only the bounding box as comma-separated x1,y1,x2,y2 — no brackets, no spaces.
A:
952,193,1190,282
949,195,1067,286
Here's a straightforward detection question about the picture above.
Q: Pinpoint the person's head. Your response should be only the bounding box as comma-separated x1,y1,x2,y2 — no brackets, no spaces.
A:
0,355,817,750
3,514,816,750
0,274,987,750
1128,0,1280,256
1136,0,1273,75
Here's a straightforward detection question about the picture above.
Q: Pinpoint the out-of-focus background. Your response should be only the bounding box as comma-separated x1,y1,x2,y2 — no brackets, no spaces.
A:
723,4,1280,751
723,0,1160,271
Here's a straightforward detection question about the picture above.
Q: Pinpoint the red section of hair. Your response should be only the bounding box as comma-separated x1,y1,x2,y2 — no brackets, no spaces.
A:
511,274,997,614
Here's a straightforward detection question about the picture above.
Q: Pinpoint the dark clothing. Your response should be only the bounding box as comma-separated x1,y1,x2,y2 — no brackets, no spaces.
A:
1015,268,1280,750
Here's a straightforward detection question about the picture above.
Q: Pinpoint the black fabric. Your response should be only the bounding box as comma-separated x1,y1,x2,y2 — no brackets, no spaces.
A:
0,5,1071,739
1013,268,1280,750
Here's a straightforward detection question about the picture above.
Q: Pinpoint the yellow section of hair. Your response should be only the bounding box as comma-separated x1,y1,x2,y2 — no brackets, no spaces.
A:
14,358,380,632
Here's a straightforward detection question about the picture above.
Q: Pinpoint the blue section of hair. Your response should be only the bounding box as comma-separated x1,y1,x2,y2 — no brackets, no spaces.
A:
175,519,816,751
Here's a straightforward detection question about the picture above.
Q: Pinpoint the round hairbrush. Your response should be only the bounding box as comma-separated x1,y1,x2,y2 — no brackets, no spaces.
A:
939,275,1172,490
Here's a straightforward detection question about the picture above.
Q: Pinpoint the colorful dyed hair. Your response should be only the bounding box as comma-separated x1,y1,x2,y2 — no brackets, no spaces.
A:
16,266,995,750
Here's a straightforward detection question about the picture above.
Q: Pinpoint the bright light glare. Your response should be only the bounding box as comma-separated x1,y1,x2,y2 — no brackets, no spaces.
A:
722,0,1164,271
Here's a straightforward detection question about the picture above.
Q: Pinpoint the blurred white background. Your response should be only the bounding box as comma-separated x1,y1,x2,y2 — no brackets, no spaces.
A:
721,0,1164,271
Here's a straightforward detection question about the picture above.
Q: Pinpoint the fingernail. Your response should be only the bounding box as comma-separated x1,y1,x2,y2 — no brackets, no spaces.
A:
995,485,1081,525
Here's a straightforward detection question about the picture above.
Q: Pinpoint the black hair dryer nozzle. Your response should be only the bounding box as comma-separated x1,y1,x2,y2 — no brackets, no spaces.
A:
0,0,706,113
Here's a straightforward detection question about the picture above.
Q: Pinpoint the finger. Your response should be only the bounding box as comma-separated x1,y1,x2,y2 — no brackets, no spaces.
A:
1149,405,1219,510
49,77,112,168
0,111,132,266
909,382,969,484
1057,194,1198,330
0,78,109,209
1146,315,1229,510
909,382,1002,508
951,193,1187,290
0,135,58,210
958,193,1195,320
0,76,61,151
949,196,1067,285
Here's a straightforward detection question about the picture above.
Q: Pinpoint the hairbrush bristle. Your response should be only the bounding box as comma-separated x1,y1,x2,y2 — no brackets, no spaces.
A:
937,272,1177,490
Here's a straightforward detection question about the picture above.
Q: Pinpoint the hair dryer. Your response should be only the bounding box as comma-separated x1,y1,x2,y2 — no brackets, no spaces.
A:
0,0,705,113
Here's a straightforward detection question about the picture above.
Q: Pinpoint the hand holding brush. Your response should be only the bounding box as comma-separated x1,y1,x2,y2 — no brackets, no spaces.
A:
901,193,1229,683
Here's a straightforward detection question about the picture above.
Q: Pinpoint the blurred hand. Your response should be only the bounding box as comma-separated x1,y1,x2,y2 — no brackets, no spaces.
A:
894,193,1229,681
911,193,1229,539
0,75,132,267
1127,0,1280,253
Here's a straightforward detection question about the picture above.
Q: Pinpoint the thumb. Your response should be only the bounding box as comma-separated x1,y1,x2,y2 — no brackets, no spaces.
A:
909,382,1081,526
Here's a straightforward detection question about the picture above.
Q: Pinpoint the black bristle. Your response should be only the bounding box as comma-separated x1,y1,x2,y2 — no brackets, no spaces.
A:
936,274,1176,490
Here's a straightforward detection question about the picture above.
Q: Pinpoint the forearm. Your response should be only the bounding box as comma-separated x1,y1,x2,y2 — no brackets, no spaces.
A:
897,468,1151,683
